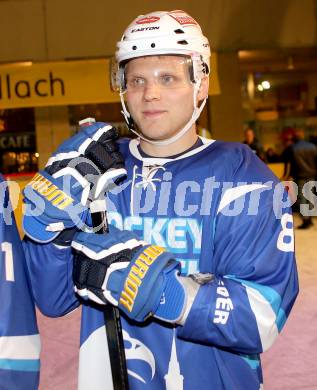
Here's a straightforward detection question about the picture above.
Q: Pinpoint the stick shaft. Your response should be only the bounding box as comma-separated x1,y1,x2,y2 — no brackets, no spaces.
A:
81,117,129,389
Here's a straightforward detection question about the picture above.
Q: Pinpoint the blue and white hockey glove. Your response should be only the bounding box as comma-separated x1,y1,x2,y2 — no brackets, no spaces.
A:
23,122,126,243
71,227,195,324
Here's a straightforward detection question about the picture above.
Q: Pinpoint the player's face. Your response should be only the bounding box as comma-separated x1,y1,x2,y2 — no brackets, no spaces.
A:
125,56,196,143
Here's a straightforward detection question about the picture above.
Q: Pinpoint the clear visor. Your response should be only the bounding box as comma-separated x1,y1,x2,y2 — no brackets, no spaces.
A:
110,55,197,93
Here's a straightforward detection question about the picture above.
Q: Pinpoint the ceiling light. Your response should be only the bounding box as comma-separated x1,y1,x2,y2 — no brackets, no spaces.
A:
262,81,271,89
287,56,295,70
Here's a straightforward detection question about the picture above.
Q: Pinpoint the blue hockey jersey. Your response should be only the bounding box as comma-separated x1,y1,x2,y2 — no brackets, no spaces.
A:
24,139,298,389
0,175,40,390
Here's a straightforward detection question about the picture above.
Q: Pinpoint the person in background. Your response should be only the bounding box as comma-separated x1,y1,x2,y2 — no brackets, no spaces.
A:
266,147,281,163
22,10,298,389
281,131,295,180
243,128,266,161
284,128,317,229
0,174,40,389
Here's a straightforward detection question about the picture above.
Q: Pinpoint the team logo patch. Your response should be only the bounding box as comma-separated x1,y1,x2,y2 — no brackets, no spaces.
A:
136,16,160,24
168,11,198,26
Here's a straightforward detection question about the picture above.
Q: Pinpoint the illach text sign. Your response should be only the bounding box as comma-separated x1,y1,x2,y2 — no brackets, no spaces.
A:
0,59,119,109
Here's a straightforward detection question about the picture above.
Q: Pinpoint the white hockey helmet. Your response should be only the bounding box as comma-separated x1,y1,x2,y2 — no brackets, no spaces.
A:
113,10,211,146
116,10,210,72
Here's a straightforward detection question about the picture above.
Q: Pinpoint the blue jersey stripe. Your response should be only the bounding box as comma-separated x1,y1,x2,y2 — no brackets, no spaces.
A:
0,358,40,372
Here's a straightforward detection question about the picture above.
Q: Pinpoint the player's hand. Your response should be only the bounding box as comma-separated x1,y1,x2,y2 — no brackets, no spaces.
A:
71,227,188,323
23,122,126,243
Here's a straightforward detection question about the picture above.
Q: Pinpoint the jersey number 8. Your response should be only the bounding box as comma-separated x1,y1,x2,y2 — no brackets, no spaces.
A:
277,213,294,253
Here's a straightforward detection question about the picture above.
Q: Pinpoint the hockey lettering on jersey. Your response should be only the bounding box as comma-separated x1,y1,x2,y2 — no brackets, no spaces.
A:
24,138,298,390
213,280,234,325
0,175,40,390
108,213,201,275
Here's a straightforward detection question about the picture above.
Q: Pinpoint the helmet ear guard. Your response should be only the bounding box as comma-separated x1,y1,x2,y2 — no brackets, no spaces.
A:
190,54,209,83
110,56,125,93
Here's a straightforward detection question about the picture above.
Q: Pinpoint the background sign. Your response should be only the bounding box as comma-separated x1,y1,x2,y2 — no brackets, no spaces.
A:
0,132,35,151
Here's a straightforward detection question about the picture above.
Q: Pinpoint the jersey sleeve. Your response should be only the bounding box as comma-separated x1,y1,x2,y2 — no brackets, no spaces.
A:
178,147,299,354
0,175,40,389
23,238,79,317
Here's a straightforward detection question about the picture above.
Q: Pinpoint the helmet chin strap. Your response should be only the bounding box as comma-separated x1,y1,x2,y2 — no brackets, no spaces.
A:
120,79,207,147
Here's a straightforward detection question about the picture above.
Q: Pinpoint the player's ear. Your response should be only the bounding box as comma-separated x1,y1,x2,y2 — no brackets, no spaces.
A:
197,76,209,102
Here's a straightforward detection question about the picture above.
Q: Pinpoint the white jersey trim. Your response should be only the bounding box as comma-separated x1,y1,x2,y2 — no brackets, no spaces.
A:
217,184,270,214
129,137,215,164
79,326,114,390
0,334,41,359
245,285,279,351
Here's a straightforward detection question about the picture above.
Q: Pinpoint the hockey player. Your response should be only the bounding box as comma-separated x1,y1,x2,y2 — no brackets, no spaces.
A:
0,174,40,389
23,10,298,389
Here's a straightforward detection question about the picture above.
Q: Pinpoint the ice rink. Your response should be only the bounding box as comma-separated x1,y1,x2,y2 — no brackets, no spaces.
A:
37,215,317,390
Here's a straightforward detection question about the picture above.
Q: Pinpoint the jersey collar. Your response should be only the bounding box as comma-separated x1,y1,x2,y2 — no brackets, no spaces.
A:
129,137,215,164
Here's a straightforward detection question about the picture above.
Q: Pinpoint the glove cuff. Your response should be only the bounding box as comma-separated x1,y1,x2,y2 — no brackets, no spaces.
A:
154,270,187,323
175,276,200,325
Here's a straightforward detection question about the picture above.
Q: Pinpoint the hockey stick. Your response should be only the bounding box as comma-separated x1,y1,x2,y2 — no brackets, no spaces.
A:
79,118,129,390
